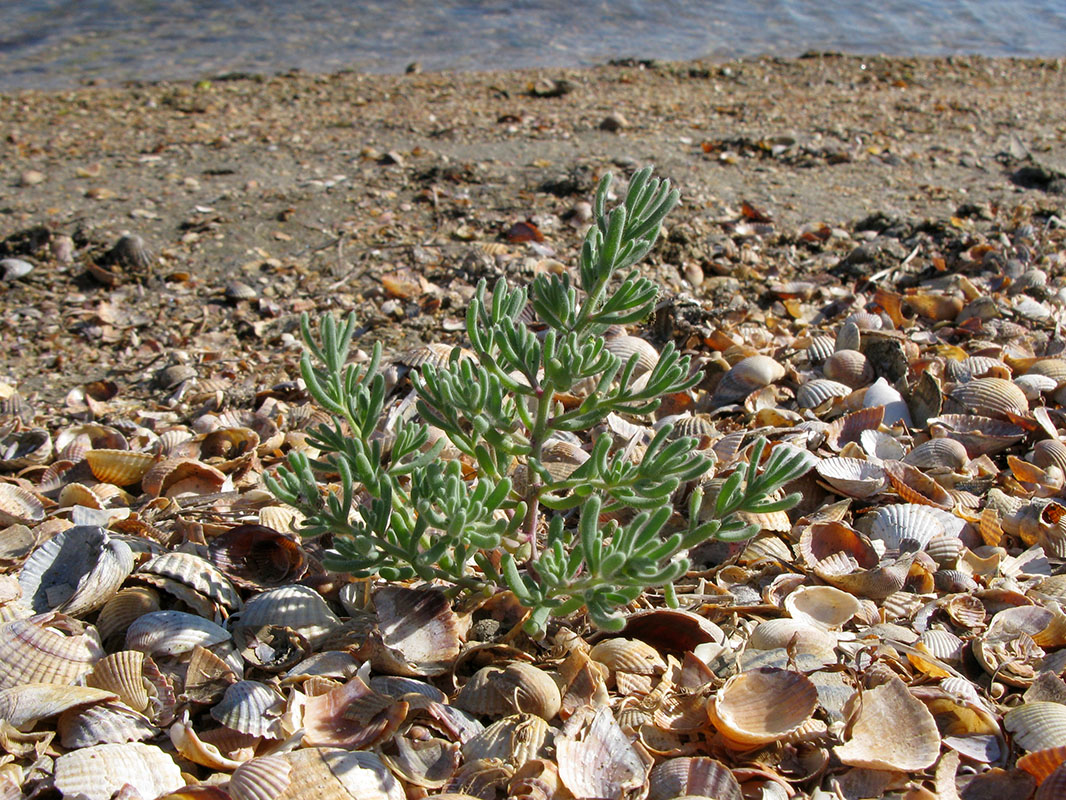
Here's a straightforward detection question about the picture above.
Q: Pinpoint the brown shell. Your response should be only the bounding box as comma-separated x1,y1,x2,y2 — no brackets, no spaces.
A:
822,349,874,388
207,524,308,589
708,667,818,746
141,458,227,498
948,377,1029,420
85,449,157,486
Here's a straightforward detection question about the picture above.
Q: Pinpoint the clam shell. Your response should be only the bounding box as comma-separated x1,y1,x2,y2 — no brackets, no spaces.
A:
210,680,284,738
462,713,550,765
1028,359,1066,382
589,638,667,676
866,503,946,553
1037,764,1066,800
862,377,912,427
0,683,116,729
834,674,940,770
707,667,818,746
58,700,158,748
557,706,648,800
126,610,231,658
823,350,874,388
796,378,852,410
883,459,955,510
806,335,835,364
136,551,241,612
903,438,970,472
141,457,228,498
647,757,742,800
0,428,52,470
748,618,837,661
360,584,462,677
53,742,183,800
85,650,154,713
85,449,157,486
949,377,1029,420
0,483,45,526
928,414,1025,456
815,457,886,498
18,525,134,617
604,334,659,376
1005,702,1066,752
0,612,104,689
96,586,160,644
491,662,562,721
1034,439,1066,474
207,524,307,589
276,747,405,800
712,355,785,405
784,585,861,630
229,754,292,800
228,584,340,648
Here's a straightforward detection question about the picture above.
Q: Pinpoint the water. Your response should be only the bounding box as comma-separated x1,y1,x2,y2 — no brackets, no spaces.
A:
2,0,1065,91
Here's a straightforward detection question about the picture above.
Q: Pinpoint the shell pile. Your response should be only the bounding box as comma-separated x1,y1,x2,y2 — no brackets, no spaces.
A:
5,195,1066,800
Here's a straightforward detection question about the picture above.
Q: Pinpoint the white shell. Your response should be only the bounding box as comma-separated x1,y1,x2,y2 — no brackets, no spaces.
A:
866,503,946,553
864,378,912,427
126,610,231,657
53,742,183,800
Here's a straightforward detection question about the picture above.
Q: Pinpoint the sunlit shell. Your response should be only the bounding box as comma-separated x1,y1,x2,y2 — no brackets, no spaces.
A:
796,378,852,410
0,612,104,689
712,355,785,405
359,584,462,677
557,706,649,800
462,713,550,765
883,459,954,510
928,414,1025,456
647,757,742,800
1033,439,1066,474
229,755,292,800
85,449,157,486
58,700,158,748
708,667,817,746
0,427,52,470
949,377,1029,419
126,610,231,658
275,747,405,800
834,674,940,770
169,715,252,770
1005,702,1066,752
823,349,874,388
86,651,151,712
210,680,284,738
96,586,160,644
1027,358,1066,382
0,483,45,526
1016,373,1058,400
141,457,228,498
207,524,307,589
0,683,116,728
806,335,835,364
825,406,884,452
784,585,861,630
866,503,946,553
54,423,128,458
859,428,906,460
136,551,242,612
747,618,837,661
228,584,340,649
605,334,659,376
815,457,886,498
903,438,970,473
489,662,562,721
862,378,912,427
53,742,183,800
589,638,667,677
1018,746,1066,784
301,674,407,749
798,520,879,571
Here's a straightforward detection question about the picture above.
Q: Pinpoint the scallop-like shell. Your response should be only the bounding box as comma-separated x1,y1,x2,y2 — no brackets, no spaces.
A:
1034,439,1066,474
0,427,52,470
866,503,946,553
557,706,649,800
708,667,818,746
228,584,340,649
1005,702,1066,752
58,700,159,748
0,683,116,729
605,334,659,376
462,713,550,766
903,438,970,472
0,483,45,526
747,618,837,661
1028,359,1066,382
85,651,152,712
53,742,183,800
796,378,852,410
229,755,293,800
883,460,955,510
712,356,785,405
784,585,861,630
823,350,874,388
0,612,104,689
207,524,307,589
96,586,160,644
85,449,157,486
949,377,1029,419
806,335,835,364
126,610,231,658
589,638,667,677
815,457,886,498
359,584,462,677
136,551,242,612
492,662,562,721
647,757,742,800
210,680,284,738
19,525,134,617
274,747,404,800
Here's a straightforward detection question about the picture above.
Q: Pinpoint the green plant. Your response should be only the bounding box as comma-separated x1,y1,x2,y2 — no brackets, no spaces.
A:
267,167,815,635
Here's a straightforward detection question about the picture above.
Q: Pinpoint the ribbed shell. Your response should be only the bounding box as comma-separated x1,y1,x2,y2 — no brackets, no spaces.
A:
86,651,150,712
949,377,1029,419
867,503,946,553
95,586,160,643
0,427,52,470
229,755,293,800
19,525,134,617
136,552,241,612
207,524,308,589
228,585,340,648
822,350,874,388
806,335,836,364
85,449,157,486
0,483,45,526
928,414,1026,456
278,747,404,800
712,356,785,405
796,378,852,409
58,700,158,748
53,743,183,800
0,683,116,728
604,334,659,375
815,457,886,498
1005,702,1066,752
589,638,667,676
126,611,231,658
461,713,549,765
0,613,104,689
648,758,742,800
1028,359,1066,382
748,618,836,660
1034,440,1066,474
210,680,284,737
708,667,818,746
903,438,970,471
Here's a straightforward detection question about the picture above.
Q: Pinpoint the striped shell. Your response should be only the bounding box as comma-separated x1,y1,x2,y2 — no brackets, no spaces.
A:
647,757,742,800
707,667,818,746
1027,359,1066,382
0,612,104,689
0,428,52,470
866,503,946,553
54,742,183,800
796,378,852,410
0,483,46,526
883,459,955,510
903,438,970,472
1005,702,1066,752
748,618,836,661
1034,439,1066,473
126,611,231,658
85,651,152,712
85,449,157,486
58,700,158,748
136,552,242,612
949,377,1029,419
806,335,835,364
928,414,1025,456
95,586,160,644
604,334,659,376
822,350,874,388
228,584,340,649
712,356,785,405
210,680,285,737
815,457,886,498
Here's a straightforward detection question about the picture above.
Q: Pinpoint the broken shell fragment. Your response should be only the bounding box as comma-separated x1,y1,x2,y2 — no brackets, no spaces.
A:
834,674,940,771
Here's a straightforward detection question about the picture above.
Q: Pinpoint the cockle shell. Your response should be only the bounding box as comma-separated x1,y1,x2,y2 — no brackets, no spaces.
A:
949,377,1029,419
556,706,649,800
747,618,837,661
647,757,742,800
834,674,941,770
823,349,874,388
135,551,242,613
95,586,160,644
903,437,970,472
359,584,462,677
141,458,228,498
865,503,946,554
604,334,659,376
53,742,183,800
18,525,134,617
86,651,152,713
815,457,886,498
0,428,52,470
273,747,405,800
229,755,292,800
85,449,157,486
210,680,284,738
58,700,159,748
712,355,785,406
207,524,307,589
928,414,1025,456
461,713,550,766
1034,439,1066,474
0,612,104,689
0,483,45,527
589,638,667,677
796,378,852,410
708,667,818,747
783,585,861,630
228,584,340,649
126,610,231,658
1005,702,1066,752
0,683,116,729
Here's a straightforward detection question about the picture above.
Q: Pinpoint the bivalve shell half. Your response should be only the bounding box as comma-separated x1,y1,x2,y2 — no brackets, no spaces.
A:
491,662,562,721
589,638,667,677
0,612,104,689
712,355,785,406
796,378,852,410
229,584,340,649
883,460,955,511
18,525,134,617
949,377,1029,420
126,610,231,658
207,524,307,589
96,586,160,644
85,449,157,486
86,651,152,712
210,680,284,738
815,457,886,498
0,427,52,470
229,754,292,800
0,483,45,526
748,618,837,662
784,585,861,630
141,458,227,498
136,551,241,613
708,667,818,747
647,757,742,800
277,747,405,800
53,742,183,800
834,675,940,771
903,438,970,472
1005,702,1066,752
865,503,946,554
1034,439,1066,474
605,334,659,376
928,414,1025,456
0,683,116,729
822,349,874,388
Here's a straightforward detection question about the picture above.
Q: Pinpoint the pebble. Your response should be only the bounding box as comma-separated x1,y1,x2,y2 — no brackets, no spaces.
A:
599,112,628,132
18,170,45,187
0,258,34,281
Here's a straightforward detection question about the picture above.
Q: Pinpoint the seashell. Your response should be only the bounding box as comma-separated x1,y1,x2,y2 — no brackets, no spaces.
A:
301,674,407,749
825,406,884,452
0,683,116,729
862,377,912,427
85,449,157,486
86,651,152,712
866,503,945,554
54,742,183,800
815,457,886,498
169,715,255,770
96,586,160,644
1028,359,1066,382
0,612,104,689
136,551,242,613
1036,763,1066,800
462,713,550,766
225,281,258,301
949,377,1029,420
358,584,462,677
926,531,965,567
210,680,284,738
834,674,940,770
747,618,837,661
903,437,970,473
1015,373,1058,400
126,610,231,658
19,525,134,617
795,378,852,410
1019,746,1066,785
883,459,954,510
0,483,45,526
712,355,785,406
845,311,882,331
784,585,861,630
0,521,37,567
54,423,128,458
708,667,818,746
1005,702,1066,752
0,427,52,470
207,524,307,589
58,700,158,748
647,757,742,800
928,413,1025,456
589,638,667,677
604,334,659,376
806,335,835,364
557,706,648,800
229,754,292,800
108,233,153,269
823,350,874,388
1034,439,1066,474
859,428,907,460
836,320,862,351
488,662,562,721
228,584,340,649
141,457,227,498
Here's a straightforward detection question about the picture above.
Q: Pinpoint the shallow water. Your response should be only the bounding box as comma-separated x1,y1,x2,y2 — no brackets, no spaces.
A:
2,0,1065,90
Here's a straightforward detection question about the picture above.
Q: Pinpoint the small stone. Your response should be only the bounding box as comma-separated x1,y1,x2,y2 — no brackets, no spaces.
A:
0,258,34,281
18,170,45,187
50,235,75,265
599,112,628,132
